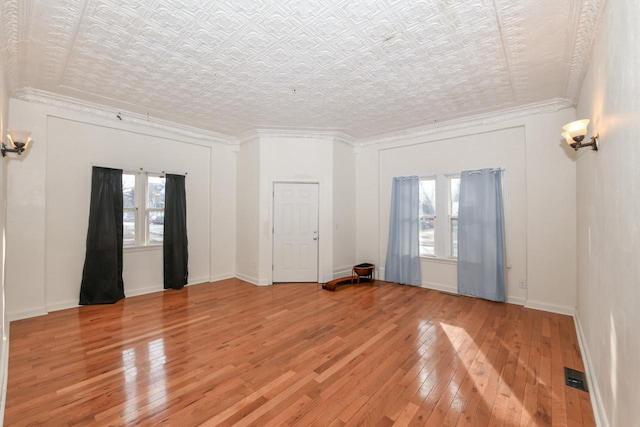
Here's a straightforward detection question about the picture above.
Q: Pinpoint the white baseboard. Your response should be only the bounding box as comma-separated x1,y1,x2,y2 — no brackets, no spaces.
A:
506,296,526,306
574,309,608,427
235,273,260,286
7,307,48,322
210,273,234,282
127,286,162,297
46,300,79,313
421,281,457,293
0,326,9,425
421,281,526,306
524,299,575,316
333,266,353,279
187,276,210,286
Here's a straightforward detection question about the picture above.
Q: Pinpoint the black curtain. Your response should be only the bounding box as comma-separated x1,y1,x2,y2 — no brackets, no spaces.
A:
164,174,188,289
79,167,125,304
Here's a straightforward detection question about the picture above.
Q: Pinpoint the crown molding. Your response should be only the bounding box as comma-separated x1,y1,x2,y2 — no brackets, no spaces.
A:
566,0,606,102
12,87,239,145
355,98,574,146
239,128,356,146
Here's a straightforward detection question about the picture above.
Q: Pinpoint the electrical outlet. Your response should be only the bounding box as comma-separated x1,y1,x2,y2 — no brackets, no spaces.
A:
519,280,527,289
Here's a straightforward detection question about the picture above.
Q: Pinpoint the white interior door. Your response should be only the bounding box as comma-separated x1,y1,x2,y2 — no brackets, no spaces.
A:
273,183,319,283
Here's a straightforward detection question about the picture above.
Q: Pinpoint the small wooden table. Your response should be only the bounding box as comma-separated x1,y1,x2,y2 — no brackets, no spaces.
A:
322,263,376,291
352,263,375,285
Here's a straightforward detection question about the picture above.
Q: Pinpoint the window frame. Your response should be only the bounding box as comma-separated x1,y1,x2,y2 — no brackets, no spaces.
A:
418,173,461,261
448,175,460,259
418,176,437,257
123,171,165,248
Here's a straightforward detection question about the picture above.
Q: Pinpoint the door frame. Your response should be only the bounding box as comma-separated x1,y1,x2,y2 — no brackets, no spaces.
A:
269,179,323,285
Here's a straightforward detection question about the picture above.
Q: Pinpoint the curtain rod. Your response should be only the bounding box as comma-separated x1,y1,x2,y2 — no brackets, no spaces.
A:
91,163,188,176
463,167,504,175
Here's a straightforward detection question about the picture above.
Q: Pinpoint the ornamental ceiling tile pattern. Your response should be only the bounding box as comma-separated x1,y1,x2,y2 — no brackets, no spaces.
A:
3,0,601,139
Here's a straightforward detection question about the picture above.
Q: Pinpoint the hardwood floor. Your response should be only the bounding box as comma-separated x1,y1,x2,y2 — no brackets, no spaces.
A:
4,279,595,426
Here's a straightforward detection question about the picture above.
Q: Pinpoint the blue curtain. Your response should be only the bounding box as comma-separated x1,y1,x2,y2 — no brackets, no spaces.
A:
385,176,422,286
457,168,506,302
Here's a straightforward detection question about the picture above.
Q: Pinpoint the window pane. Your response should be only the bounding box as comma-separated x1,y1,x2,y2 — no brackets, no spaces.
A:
148,176,165,208
451,218,458,257
123,209,136,246
450,177,460,216
123,174,136,208
419,178,436,256
419,179,436,216
148,211,164,244
419,218,435,256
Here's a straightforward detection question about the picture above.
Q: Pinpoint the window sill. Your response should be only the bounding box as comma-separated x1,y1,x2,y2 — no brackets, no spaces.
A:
420,256,457,265
124,244,162,253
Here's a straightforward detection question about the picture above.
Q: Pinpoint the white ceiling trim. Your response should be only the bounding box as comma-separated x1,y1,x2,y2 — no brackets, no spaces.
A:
14,86,573,148
357,98,574,146
566,0,607,102
14,87,238,145
239,128,355,146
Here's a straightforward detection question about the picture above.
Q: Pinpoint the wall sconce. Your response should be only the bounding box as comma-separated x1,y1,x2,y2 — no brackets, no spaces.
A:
561,119,599,151
1,129,32,157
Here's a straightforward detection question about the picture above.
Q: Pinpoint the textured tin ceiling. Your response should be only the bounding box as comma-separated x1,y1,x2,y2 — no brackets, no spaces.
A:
1,0,602,139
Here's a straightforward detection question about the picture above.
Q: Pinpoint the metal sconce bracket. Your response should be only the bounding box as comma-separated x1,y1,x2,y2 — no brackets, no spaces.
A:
1,142,27,157
569,134,599,152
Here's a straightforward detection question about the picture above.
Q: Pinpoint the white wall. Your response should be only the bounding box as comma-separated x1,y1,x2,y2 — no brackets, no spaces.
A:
258,136,334,284
574,0,640,425
355,108,578,314
235,137,260,283
377,126,528,304
333,141,356,277
0,45,9,420
5,99,236,319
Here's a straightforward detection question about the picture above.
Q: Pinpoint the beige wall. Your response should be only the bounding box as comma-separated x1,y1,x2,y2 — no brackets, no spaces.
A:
574,0,640,425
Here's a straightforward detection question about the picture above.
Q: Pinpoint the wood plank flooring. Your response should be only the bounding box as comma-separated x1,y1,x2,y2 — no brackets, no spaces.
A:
4,279,595,426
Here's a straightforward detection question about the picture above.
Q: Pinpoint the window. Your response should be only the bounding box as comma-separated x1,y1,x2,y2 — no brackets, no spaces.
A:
419,178,436,256
419,174,460,259
123,172,166,247
449,176,460,257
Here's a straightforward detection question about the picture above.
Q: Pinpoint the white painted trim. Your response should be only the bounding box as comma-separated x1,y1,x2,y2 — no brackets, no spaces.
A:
0,329,9,425
333,266,353,279
358,99,574,146
270,180,324,285
240,128,355,146
13,87,238,145
235,273,261,286
46,300,79,313
524,300,576,316
210,273,235,282
574,309,608,427
187,276,210,286
7,307,47,322
421,281,457,294
506,296,526,306
421,281,525,306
